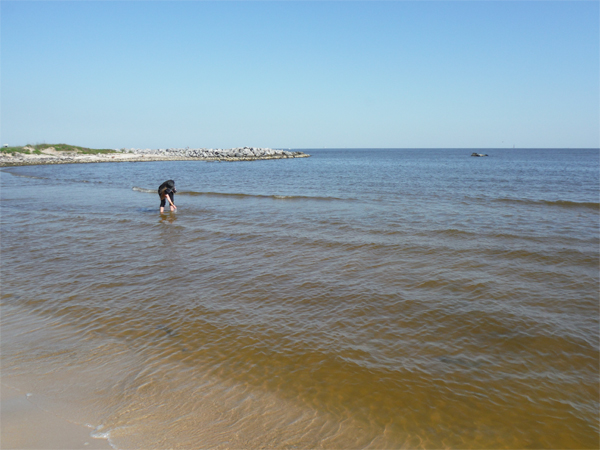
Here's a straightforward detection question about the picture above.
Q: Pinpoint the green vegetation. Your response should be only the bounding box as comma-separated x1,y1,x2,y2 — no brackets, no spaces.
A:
1,146,29,154
0,143,116,155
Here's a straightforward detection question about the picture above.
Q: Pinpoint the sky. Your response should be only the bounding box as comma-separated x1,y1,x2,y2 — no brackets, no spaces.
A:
1,1,598,149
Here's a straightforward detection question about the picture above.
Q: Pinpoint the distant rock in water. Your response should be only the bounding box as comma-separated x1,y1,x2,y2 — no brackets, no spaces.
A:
471,152,488,157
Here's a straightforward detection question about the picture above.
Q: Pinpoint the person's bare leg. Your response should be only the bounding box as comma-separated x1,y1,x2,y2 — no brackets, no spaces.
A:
160,206,164,213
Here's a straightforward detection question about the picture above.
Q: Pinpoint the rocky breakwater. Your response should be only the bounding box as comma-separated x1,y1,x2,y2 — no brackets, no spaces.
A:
0,145,310,167
122,146,310,161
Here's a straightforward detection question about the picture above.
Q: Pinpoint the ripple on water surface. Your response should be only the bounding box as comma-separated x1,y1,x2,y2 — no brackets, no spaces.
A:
1,149,598,448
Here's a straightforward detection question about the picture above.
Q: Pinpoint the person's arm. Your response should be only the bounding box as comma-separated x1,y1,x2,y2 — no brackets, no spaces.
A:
167,193,177,208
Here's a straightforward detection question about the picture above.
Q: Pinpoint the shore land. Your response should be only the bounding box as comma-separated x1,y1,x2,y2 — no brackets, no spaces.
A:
1,383,112,450
1,305,117,450
0,145,310,167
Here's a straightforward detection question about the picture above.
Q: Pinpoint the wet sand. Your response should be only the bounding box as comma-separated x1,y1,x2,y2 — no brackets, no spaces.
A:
1,305,115,450
1,383,112,450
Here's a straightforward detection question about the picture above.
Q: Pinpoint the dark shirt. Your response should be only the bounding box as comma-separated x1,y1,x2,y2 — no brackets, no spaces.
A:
158,180,176,197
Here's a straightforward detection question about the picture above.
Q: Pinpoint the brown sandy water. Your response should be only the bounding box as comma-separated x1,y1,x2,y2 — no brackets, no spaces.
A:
1,149,598,448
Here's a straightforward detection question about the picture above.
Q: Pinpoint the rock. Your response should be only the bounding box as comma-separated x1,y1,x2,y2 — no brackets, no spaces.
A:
0,145,311,167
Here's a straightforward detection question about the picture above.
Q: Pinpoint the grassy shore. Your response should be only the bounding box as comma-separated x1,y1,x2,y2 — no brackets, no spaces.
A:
0,144,147,167
1,143,116,155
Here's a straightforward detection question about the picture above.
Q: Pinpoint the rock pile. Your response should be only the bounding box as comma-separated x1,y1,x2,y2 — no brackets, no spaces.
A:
0,146,310,167
121,147,308,160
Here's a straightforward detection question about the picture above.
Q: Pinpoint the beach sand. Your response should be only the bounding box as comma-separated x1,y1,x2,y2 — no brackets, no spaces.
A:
0,306,118,450
1,383,112,450
0,151,202,167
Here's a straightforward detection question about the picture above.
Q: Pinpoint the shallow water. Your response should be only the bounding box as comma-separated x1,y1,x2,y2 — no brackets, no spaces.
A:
1,149,598,448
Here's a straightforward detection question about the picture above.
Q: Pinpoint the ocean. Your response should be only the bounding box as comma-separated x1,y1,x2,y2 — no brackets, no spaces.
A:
1,148,598,449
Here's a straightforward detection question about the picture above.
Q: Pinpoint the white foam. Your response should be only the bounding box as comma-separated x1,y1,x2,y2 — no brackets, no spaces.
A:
132,186,155,194
91,425,119,450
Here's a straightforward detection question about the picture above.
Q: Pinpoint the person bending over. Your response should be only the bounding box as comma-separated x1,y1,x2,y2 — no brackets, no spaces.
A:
158,180,177,213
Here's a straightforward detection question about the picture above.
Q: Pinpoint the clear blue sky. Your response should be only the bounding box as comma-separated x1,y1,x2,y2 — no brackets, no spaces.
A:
1,1,598,149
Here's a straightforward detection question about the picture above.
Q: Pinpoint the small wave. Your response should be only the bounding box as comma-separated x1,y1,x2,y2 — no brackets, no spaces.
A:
186,191,346,201
433,228,473,238
132,187,346,201
90,425,119,449
64,178,102,184
132,187,157,194
3,170,102,184
493,198,599,210
1,171,49,180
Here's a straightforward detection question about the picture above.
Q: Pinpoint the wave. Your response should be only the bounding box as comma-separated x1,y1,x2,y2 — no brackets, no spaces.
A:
185,191,348,201
430,228,473,238
64,178,102,184
132,187,156,193
3,170,102,184
2,171,49,180
132,187,347,201
492,198,599,210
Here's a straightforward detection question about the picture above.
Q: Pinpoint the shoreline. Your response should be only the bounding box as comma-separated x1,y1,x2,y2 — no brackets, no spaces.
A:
1,383,113,450
0,305,117,450
0,146,310,167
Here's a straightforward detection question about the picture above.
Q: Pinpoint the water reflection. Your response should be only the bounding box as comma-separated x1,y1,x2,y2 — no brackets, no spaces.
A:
159,212,178,223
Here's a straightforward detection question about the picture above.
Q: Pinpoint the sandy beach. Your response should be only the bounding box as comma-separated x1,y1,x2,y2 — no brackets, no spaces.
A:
1,383,112,450
0,306,116,450
0,149,177,167
2,0,597,446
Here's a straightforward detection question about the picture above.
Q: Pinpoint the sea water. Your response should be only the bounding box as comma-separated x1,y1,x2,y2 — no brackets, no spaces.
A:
1,149,598,448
